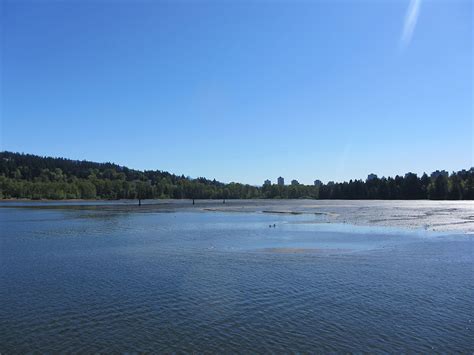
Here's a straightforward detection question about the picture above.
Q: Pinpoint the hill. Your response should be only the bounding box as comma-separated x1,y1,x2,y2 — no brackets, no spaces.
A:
0,152,473,200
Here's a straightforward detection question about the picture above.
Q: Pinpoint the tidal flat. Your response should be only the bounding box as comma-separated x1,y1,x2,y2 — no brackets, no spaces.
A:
0,200,473,352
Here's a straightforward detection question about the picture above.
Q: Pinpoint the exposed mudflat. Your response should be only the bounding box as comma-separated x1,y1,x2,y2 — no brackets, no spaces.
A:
2,199,471,233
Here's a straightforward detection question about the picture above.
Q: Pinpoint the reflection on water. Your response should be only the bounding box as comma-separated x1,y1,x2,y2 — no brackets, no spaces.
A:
2,199,473,232
0,205,473,352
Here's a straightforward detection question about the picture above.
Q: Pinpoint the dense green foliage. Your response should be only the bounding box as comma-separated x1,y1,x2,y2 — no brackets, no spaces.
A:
0,152,259,200
1,152,473,200
318,171,474,200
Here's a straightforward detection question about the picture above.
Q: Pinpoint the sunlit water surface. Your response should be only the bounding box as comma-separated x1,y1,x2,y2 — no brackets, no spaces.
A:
0,204,473,352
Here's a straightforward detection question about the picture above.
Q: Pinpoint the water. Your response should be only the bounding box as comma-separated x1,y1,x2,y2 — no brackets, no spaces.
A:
1,202,473,352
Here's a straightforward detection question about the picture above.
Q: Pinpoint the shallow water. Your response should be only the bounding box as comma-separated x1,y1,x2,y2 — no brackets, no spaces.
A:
0,203,473,352
3,198,473,232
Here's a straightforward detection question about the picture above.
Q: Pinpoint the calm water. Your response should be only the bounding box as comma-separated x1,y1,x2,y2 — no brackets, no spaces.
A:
1,204,473,352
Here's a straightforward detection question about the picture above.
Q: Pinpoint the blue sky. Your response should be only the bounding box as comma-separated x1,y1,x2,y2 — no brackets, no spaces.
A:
1,0,472,184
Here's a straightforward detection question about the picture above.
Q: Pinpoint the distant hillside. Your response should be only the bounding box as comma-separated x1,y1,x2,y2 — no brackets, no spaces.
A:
0,152,473,200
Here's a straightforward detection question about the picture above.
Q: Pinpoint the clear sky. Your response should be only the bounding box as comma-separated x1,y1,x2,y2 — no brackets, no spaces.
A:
1,0,472,185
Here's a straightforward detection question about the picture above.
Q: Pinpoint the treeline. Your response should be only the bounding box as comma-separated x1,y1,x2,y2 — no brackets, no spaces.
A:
317,171,474,200
0,151,473,200
0,152,259,200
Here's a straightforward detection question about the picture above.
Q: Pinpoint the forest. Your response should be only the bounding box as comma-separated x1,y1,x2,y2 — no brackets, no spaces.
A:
1,152,473,200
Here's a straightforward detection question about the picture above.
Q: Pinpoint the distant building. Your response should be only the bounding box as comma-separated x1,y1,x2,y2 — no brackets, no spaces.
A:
430,170,448,180
277,176,285,186
263,179,271,186
367,173,378,181
314,179,322,187
291,179,299,186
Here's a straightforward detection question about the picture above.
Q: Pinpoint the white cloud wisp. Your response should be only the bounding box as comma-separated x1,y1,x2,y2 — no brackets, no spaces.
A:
401,0,422,48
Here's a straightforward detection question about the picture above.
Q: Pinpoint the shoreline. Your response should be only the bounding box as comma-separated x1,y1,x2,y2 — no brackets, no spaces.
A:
1,199,473,234
1,197,471,202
